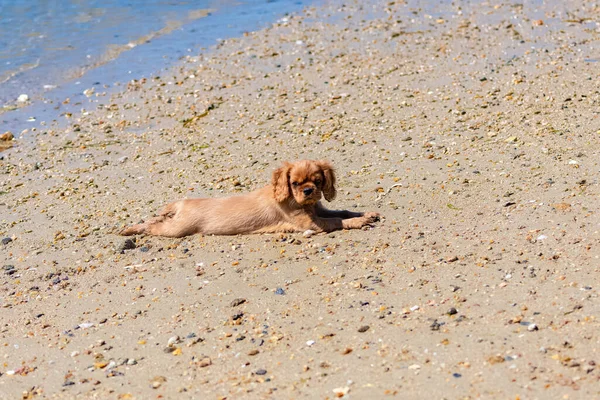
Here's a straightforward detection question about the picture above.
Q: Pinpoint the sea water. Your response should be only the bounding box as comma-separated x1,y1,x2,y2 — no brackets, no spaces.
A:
0,0,314,132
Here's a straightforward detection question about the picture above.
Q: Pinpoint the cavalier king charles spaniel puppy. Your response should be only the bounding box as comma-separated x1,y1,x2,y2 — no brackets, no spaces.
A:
120,160,380,237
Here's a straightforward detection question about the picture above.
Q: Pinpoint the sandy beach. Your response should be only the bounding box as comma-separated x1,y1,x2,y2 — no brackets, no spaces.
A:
2,0,600,398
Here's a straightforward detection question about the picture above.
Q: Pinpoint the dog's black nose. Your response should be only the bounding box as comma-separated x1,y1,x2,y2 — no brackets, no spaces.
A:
303,187,314,196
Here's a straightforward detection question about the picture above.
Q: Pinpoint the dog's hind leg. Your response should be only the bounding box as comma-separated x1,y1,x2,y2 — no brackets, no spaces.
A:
119,204,180,237
119,222,148,236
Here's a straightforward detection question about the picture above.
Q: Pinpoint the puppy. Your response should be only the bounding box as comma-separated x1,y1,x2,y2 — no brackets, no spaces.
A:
120,160,380,237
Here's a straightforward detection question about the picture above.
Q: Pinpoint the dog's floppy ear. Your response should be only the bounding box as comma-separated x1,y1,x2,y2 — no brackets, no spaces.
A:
317,160,337,202
272,162,292,202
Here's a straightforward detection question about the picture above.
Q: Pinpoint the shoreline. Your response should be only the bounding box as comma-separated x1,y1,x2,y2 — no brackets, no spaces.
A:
0,0,318,135
1,0,600,398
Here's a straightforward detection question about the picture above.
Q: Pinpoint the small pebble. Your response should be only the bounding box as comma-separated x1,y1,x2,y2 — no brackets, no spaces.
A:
230,298,247,307
447,307,458,316
275,287,285,295
17,94,29,103
303,229,316,238
528,324,539,332
358,325,370,333
1,237,13,245
3,265,16,275
430,320,443,331
118,238,136,253
167,336,180,346
150,376,166,389
255,369,267,375
333,387,350,397
196,357,211,367
232,311,244,321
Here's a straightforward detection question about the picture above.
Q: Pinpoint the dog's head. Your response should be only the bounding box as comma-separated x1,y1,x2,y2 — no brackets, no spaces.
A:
272,160,337,205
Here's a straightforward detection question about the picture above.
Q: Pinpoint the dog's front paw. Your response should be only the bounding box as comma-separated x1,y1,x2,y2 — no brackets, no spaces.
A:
363,212,381,223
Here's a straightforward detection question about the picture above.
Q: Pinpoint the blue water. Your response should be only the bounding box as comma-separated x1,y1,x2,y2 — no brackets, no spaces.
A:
0,0,316,132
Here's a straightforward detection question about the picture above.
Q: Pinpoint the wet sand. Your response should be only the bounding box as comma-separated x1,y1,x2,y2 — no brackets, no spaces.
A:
2,0,600,398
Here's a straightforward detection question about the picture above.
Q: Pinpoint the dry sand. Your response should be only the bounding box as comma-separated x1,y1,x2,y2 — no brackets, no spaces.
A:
2,0,600,398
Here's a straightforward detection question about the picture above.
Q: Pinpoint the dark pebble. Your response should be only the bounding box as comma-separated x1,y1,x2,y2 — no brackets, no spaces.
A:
118,238,136,253
62,381,75,387
447,307,458,316
230,298,247,307
358,325,370,333
255,369,267,376
1,237,12,245
430,320,444,331
275,287,285,295
139,246,149,252
453,373,462,378
186,333,197,339
232,312,244,321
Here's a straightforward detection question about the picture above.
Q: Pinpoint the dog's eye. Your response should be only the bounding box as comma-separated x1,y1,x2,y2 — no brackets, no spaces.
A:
291,182,299,187
315,179,322,186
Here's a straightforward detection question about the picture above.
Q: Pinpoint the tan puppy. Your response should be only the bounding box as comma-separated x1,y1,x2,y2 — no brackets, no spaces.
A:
120,160,380,237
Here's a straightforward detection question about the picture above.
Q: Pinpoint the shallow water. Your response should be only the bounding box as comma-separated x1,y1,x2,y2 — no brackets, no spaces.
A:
0,0,315,132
